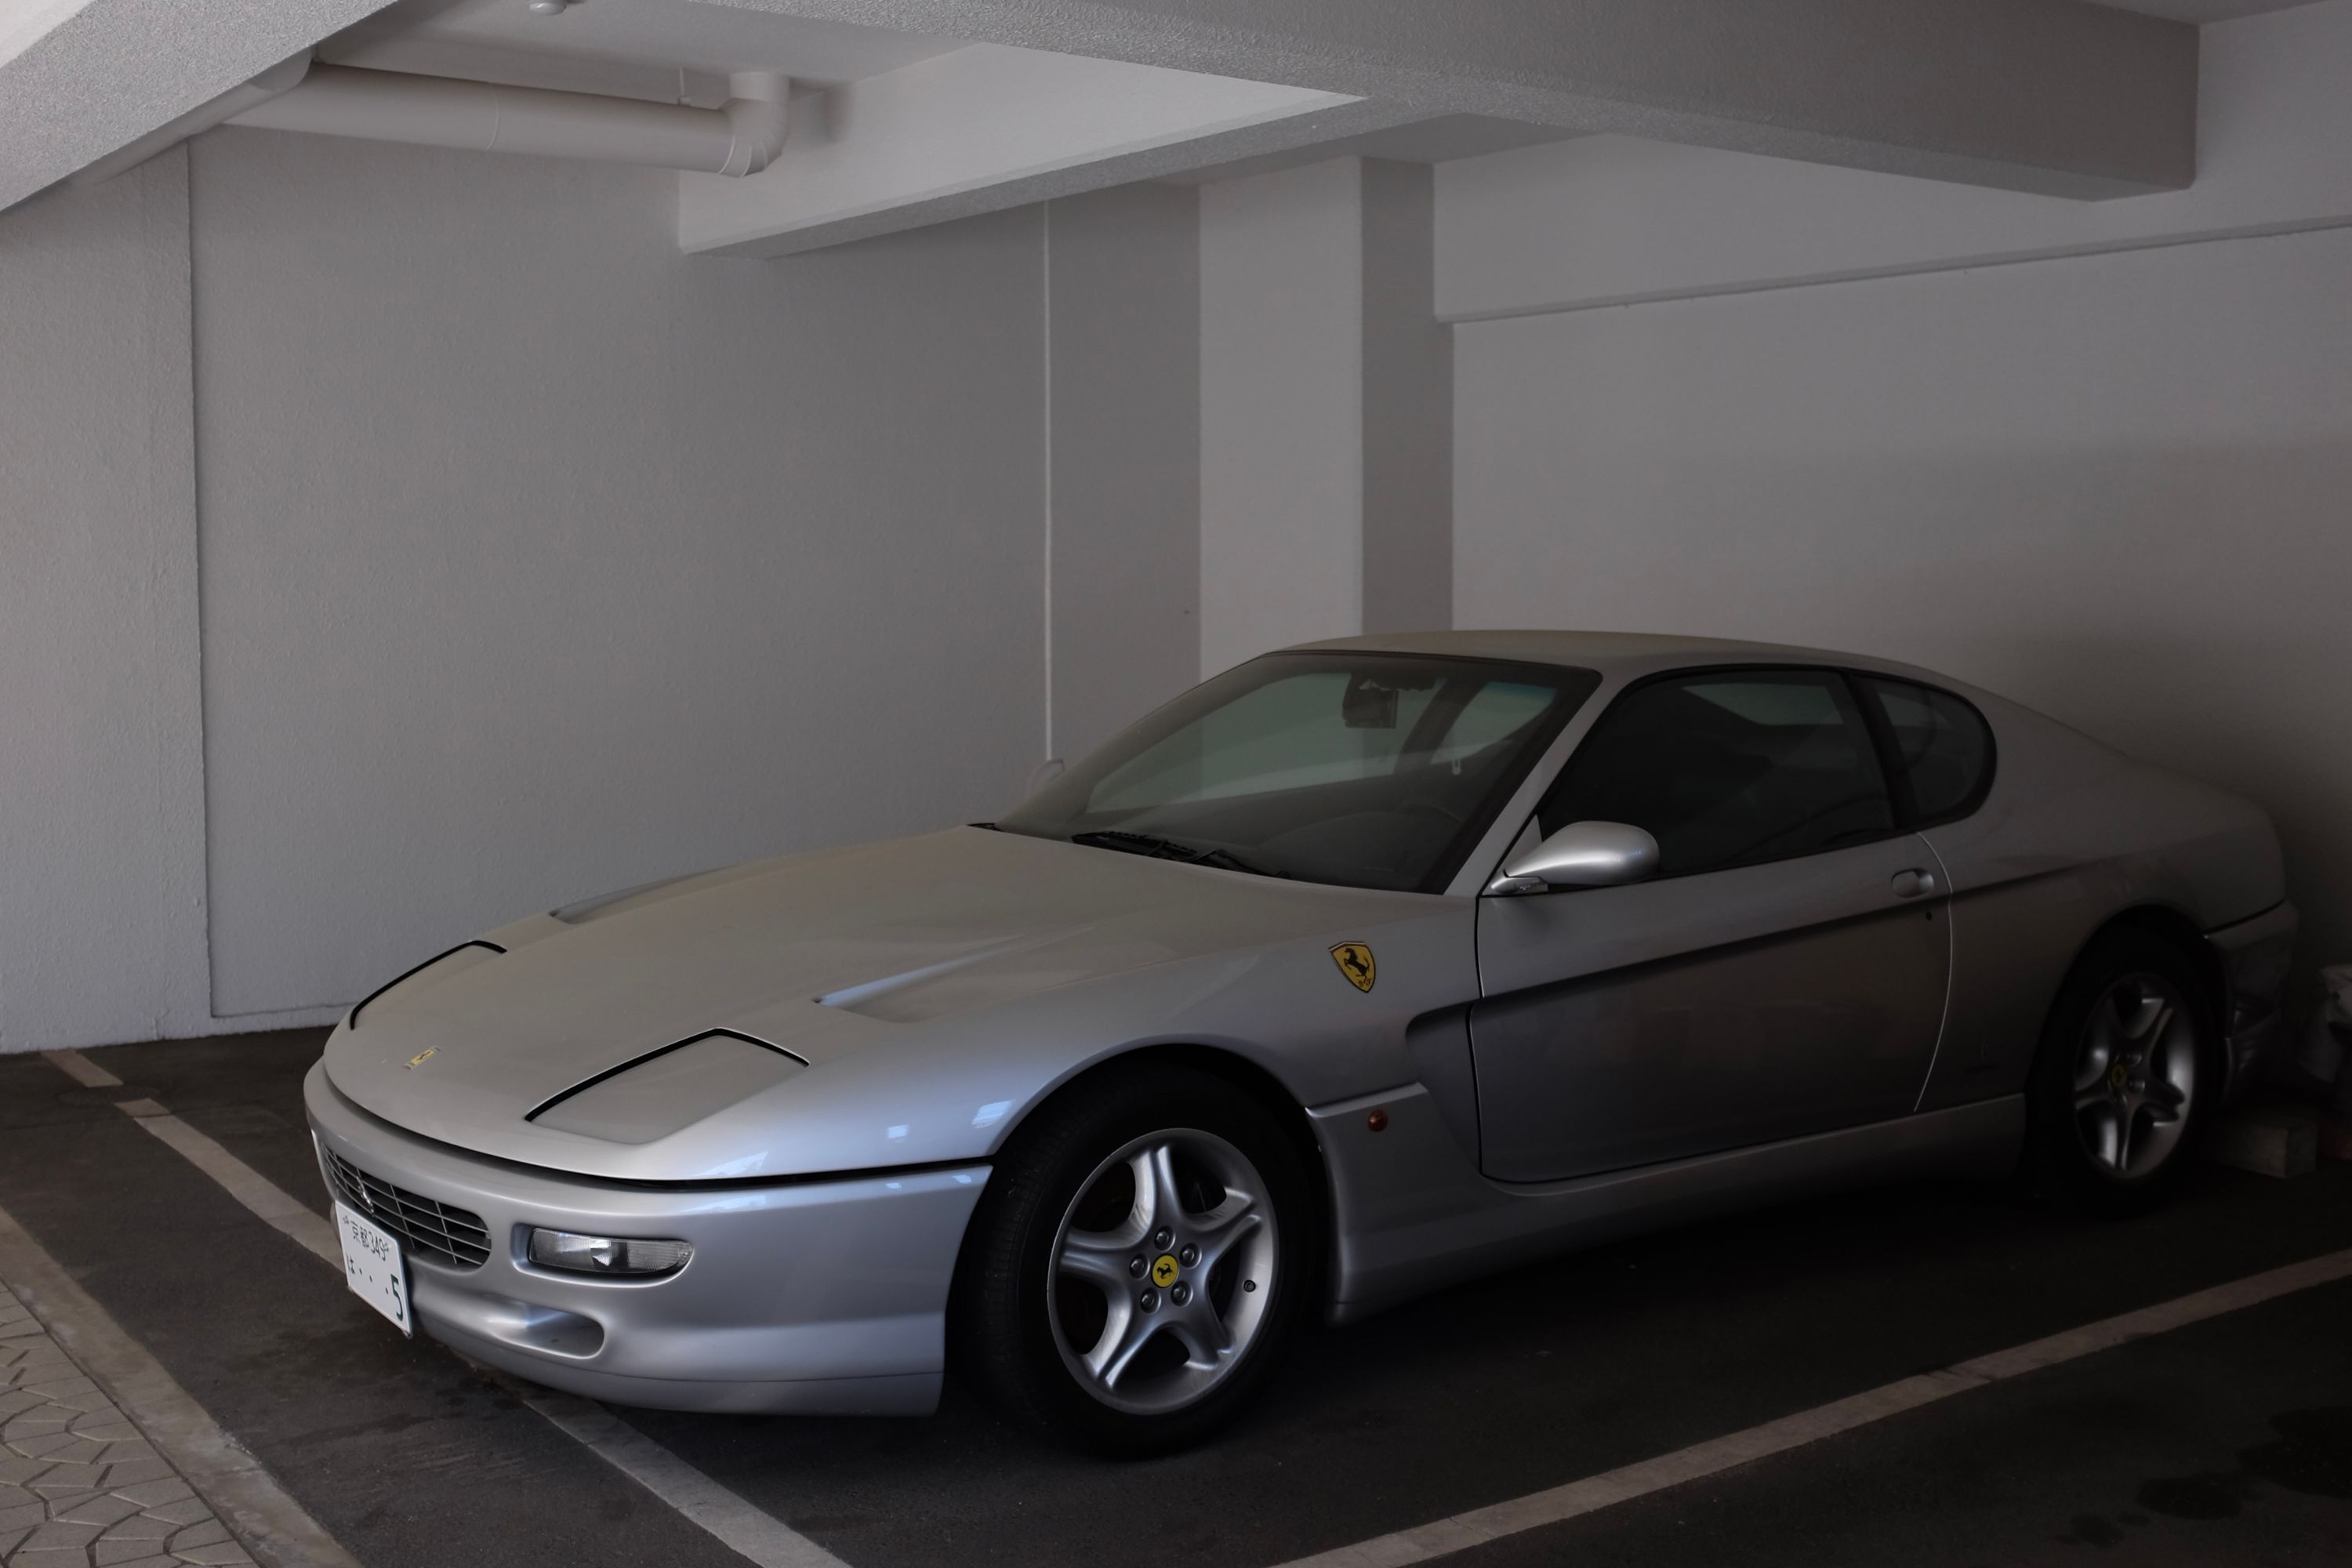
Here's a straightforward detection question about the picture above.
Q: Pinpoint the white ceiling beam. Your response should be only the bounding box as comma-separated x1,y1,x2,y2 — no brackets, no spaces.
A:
679,42,1413,256
0,0,401,211
1435,2,2352,322
706,0,2202,198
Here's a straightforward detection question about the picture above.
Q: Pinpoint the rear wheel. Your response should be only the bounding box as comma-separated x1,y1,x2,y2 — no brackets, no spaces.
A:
2027,930,2215,1212
953,1063,1312,1454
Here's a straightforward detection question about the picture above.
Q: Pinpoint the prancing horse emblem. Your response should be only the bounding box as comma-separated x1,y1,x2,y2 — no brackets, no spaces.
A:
405,1047,438,1070
1330,943,1376,993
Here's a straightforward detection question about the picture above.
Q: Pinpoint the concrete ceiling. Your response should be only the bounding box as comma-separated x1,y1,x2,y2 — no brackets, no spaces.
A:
2,0,2228,245
1166,116,1586,186
299,0,2306,192
325,0,956,93
323,1,1582,170
318,0,2332,92
675,0,2212,256
307,0,2288,191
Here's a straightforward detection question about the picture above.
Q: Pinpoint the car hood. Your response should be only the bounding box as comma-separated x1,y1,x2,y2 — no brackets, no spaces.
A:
323,826,1436,1167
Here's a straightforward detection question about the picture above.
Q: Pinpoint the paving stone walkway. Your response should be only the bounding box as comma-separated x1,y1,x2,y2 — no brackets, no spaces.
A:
0,1285,254,1568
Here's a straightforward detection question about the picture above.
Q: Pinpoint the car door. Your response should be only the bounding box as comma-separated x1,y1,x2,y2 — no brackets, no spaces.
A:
1470,666,1951,1183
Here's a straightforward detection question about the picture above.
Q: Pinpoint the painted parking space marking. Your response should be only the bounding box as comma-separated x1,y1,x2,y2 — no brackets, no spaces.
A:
41,1048,847,1568
58,1039,2352,1568
1274,1241,2352,1567
510,1388,848,1568
45,1050,337,1265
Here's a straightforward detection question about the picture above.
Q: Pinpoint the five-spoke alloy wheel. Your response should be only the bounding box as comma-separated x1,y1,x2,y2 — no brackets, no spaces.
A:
953,1063,1312,1454
1048,1130,1280,1416
2069,971,2198,1180
2031,929,2215,1211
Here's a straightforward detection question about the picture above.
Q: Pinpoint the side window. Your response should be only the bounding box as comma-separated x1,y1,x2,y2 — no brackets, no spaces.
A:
1858,676,1994,824
1539,670,1895,878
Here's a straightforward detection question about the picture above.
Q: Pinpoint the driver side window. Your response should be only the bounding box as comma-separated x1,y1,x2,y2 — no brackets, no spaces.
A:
1538,670,1895,879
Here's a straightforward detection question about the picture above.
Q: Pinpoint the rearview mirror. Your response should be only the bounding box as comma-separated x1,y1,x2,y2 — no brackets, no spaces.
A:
1486,821,1660,895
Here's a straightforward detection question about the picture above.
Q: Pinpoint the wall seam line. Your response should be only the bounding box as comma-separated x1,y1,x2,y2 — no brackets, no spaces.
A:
180,140,217,1035
1441,212,2352,325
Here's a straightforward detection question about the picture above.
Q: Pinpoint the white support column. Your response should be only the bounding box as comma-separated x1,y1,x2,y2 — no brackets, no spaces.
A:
1198,156,1450,678
1359,158,1451,639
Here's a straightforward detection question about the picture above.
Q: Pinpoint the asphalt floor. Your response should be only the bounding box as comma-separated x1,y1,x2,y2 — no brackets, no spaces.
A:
2,1029,2348,1568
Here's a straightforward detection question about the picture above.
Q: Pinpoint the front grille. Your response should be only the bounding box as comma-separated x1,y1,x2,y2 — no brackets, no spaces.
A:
326,1150,492,1270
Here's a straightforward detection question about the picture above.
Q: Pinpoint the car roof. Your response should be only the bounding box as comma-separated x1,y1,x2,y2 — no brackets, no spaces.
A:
1280,629,1933,682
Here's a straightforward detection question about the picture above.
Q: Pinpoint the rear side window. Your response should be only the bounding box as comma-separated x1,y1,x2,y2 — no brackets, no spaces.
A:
1858,676,1994,825
1539,669,1895,878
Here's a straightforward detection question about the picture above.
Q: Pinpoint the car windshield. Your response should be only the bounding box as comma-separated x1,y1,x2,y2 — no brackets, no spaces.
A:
999,653,1599,893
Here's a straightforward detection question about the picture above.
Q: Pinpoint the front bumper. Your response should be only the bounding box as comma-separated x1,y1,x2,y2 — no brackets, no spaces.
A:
304,1062,988,1414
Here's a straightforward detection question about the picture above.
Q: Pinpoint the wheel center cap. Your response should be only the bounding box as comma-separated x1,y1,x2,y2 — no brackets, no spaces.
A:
1150,1254,1180,1288
2109,1061,2130,1091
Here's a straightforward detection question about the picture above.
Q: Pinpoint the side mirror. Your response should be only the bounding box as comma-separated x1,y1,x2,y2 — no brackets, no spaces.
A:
1486,820,1660,895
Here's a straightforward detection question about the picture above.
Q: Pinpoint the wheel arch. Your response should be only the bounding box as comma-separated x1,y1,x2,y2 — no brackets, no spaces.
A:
1021,1043,1328,1221
2023,900,2231,1206
2086,903,2229,1040
956,1041,1336,1305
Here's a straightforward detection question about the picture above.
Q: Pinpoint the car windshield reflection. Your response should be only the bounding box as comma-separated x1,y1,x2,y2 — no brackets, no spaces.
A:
998,653,1598,894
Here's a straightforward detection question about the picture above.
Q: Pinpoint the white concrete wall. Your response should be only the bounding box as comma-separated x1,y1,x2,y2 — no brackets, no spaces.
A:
0,151,212,1051
0,128,1199,1051
1446,5,2352,967
191,128,1053,1020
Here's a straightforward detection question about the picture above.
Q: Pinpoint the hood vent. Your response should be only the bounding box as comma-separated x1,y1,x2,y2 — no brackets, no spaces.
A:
526,1029,806,1145
348,941,506,1029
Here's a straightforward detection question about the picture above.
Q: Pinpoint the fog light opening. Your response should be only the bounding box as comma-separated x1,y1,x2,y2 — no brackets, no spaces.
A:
527,1228,692,1276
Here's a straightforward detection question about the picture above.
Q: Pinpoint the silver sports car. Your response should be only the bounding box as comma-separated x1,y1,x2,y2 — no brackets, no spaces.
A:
306,631,2296,1452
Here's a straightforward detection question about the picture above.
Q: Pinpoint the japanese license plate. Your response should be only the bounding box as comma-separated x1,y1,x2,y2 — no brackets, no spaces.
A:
335,1200,412,1337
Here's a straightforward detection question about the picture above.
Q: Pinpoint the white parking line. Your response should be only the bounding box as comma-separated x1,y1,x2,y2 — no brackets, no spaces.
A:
49,1047,341,1266
1275,1243,2352,1568
514,1386,848,1568
43,1047,848,1568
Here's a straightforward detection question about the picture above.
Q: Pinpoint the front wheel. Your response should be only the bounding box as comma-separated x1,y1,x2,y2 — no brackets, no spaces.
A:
2027,930,2215,1213
953,1063,1314,1454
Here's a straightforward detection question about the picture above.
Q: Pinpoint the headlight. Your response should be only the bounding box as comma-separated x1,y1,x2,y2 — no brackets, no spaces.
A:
528,1228,691,1276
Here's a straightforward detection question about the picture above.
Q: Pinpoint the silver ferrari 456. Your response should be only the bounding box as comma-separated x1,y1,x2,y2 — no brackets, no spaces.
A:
307,632,2296,1452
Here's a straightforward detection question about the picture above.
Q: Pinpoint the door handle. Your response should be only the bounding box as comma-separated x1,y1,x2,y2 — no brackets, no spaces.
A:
1892,869,1939,899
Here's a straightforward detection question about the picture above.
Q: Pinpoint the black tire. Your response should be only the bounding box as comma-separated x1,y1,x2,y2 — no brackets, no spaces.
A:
951,1062,1316,1456
2026,928,2218,1214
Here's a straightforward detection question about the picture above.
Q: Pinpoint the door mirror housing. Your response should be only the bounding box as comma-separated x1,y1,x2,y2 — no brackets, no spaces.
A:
1487,820,1661,895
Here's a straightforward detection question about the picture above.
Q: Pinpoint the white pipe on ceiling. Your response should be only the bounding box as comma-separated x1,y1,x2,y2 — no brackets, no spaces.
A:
227,64,790,177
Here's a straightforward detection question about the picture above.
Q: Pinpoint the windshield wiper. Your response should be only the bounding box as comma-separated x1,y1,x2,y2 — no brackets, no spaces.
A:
1068,830,1288,880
